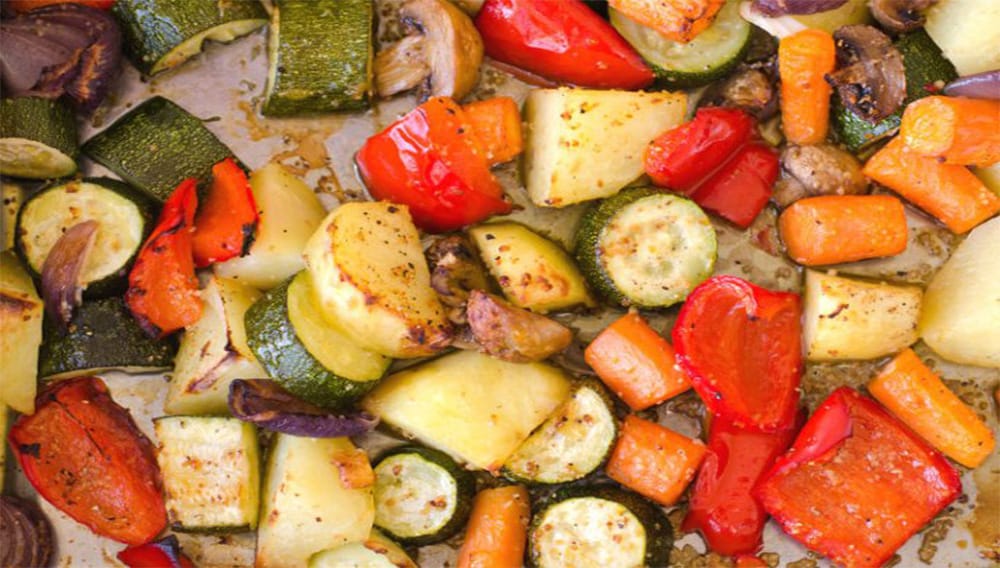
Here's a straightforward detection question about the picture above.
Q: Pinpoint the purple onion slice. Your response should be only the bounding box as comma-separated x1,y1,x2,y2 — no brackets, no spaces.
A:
228,379,379,438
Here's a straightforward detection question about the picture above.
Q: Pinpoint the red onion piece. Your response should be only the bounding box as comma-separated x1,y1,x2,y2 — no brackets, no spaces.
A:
41,220,98,331
943,70,1000,100
228,379,379,438
0,496,55,568
752,0,848,16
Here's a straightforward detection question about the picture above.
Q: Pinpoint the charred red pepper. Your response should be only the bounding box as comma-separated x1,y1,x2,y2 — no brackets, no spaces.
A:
191,157,258,268
756,387,961,568
8,376,167,545
117,535,194,568
356,97,512,233
645,107,777,228
672,275,802,432
683,414,801,557
125,178,202,337
475,0,654,90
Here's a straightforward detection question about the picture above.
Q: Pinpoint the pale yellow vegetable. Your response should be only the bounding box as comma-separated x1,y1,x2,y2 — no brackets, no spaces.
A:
975,161,1000,197
0,251,42,414
308,529,417,568
1,181,24,251
925,0,1000,75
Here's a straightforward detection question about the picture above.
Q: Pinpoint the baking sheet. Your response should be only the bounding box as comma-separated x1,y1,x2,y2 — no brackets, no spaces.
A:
4,7,998,567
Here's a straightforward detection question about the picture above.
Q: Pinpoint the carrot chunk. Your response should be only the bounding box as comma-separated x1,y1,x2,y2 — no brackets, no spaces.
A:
778,29,836,145
869,348,996,468
456,485,531,568
900,96,1000,167
608,0,725,43
864,137,1000,234
777,195,908,266
463,97,524,166
605,415,707,507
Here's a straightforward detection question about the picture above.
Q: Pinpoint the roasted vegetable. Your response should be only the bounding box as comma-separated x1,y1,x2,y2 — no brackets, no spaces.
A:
228,379,379,438
0,496,54,568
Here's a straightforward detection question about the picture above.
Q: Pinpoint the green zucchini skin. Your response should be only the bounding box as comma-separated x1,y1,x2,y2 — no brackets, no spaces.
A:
113,0,267,75
372,445,475,546
83,97,237,201
244,276,388,410
14,177,157,299
39,297,178,379
528,485,673,568
262,0,374,116
833,30,958,153
0,97,78,179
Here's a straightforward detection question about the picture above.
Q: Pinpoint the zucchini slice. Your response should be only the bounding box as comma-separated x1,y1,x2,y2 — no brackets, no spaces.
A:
153,416,260,533
15,178,156,298
502,382,617,485
610,0,751,89
309,530,417,568
38,297,177,380
372,446,475,545
113,0,267,75
0,251,43,415
83,97,237,201
245,271,392,410
529,486,673,568
0,97,78,180
575,188,717,308
263,0,374,116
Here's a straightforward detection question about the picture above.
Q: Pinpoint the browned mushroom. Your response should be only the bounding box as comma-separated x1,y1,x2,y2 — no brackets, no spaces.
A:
825,25,906,123
772,144,869,207
870,0,937,33
374,0,483,101
466,290,573,363
425,234,491,325
702,66,778,120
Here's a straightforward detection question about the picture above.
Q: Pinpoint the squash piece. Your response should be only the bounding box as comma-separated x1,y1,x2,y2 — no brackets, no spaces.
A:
0,251,42,414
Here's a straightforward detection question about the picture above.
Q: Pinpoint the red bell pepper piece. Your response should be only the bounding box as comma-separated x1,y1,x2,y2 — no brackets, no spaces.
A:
756,387,961,568
125,178,202,337
118,535,195,568
8,376,167,545
690,142,779,228
356,97,512,233
475,0,654,90
644,107,754,192
682,414,801,557
191,158,258,268
672,275,802,432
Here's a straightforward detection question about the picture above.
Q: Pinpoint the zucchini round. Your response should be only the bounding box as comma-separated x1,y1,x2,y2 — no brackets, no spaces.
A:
372,445,475,545
15,177,157,298
528,485,673,568
244,271,392,409
502,381,618,485
574,188,717,308
610,0,751,89
0,97,78,179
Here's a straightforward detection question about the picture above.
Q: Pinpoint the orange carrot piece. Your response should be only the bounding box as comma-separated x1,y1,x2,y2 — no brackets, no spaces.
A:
900,96,1000,167
584,312,690,411
606,415,707,507
463,97,524,166
868,349,996,468
456,485,531,568
777,195,908,266
608,0,725,43
864,137,1000,234
778,29,836,145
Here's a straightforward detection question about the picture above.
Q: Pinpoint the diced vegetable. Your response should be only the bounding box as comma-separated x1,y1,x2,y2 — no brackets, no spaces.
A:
523,87,686,207
690,142,779,228
605,415,707,507
802,270,921,361
609,0,725,44
778,28,836,145
777,195,909,265
463,97,524,166
228,379,379,439
672,275,802,432
256,435,375,568
475,0,654,89
191,158,258,268
924,0,1000,76
0,97,78,179
117,535,195,568
303,202,452,358
456,485,531,568
899,96,1000,167
863,137,1000,234
0,252,42,415
309,530,416,568
153,416,260,532
10,377,167,545
919,216,1000,367
465,290,573,362
470,222,595,313
584,312,690,411
214,163,327,290
869,349,996,468
361,350,572,471
756,387,961,568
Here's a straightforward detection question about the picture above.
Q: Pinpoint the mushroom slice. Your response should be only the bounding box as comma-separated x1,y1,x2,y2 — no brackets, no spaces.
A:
375,0,483,101
466,290,573,363
870,0,936,33
426,234,490,325
825,25,906,123
773,144,868,207
702,66,778,120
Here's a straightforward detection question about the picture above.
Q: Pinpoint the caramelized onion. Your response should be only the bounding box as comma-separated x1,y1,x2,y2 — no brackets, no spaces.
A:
0,496,55,568
466,290,573,362
944,70,1000,100
870,0,936,33
752,0,847,16
228,379,379,438
41,220,98,331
